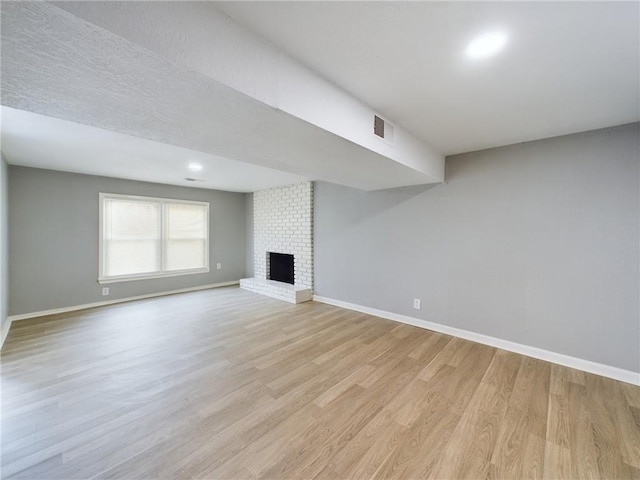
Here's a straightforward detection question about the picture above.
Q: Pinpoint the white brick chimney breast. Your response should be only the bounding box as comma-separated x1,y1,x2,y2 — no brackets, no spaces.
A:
240,182,313,303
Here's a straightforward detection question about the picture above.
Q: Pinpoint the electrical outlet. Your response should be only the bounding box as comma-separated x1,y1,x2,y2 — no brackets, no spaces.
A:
102,287,109,296
413,298,421,310
216,263,222,270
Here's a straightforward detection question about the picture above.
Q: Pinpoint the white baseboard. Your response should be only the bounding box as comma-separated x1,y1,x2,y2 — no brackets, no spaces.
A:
7,281,240,323
313,295,640,386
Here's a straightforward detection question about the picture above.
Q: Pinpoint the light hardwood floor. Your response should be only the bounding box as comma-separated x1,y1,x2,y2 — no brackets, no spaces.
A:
1,287,639,479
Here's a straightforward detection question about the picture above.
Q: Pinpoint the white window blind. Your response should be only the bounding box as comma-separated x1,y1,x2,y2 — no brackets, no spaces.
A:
99,193,209,283
165,203,208,272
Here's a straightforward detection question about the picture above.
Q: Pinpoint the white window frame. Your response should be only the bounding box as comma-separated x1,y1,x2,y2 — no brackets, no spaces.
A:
99,193,210,284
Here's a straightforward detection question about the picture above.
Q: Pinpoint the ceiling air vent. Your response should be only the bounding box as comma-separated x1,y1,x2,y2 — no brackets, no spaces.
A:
184,177,205,182
373,115,394,143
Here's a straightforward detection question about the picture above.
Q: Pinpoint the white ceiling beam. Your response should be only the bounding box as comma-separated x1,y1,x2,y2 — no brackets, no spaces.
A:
2,2,444,190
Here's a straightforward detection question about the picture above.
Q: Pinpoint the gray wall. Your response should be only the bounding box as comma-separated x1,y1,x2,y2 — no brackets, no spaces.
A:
9,167,247,315
245,192,254,277
315,123,640,372
1,154,8,335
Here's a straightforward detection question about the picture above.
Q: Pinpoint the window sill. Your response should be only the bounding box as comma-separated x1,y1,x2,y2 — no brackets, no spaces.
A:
98,268,210,284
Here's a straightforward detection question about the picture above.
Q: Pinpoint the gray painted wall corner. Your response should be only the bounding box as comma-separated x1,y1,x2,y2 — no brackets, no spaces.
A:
245,192,254,278
314,123,640,373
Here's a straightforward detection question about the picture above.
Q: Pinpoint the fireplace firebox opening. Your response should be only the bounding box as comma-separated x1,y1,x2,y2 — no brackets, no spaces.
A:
268,252,294,285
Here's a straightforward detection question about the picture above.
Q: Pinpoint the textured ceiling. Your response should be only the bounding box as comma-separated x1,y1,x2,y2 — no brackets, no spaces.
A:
2,1,637,192
2,2,437,191
216,1,640,155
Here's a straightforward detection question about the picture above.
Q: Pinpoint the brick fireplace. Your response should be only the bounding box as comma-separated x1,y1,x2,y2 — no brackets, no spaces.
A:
240,182,313,303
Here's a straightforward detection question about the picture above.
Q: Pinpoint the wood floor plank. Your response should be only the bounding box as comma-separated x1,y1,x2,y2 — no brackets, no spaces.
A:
543,441,572,480
509,356,551,439
623,383,640,409
432,400,499,479
320,407,398,477
522,434,546,479
482,349,521,397
1,286,638,479
490,406,541,477
259,384,370,479
342,419,405,479
547,392,571,449
568,382,601,479
627,463,640,479
376,409,460,479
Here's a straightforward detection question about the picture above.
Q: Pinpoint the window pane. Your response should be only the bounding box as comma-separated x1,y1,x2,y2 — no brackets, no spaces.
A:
105,240,160,276
106,199,160,240
165,204,207,271
165,240,206,271
104,199,160,276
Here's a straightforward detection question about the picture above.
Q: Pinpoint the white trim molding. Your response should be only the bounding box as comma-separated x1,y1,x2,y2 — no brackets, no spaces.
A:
7,281,239,323
313,295,640,387
98,267,210,285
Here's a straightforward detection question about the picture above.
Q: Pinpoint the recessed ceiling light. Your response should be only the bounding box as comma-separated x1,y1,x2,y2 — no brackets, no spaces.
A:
188,162,203,172
465,32,507,59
